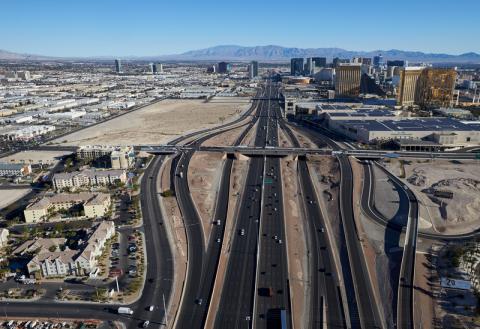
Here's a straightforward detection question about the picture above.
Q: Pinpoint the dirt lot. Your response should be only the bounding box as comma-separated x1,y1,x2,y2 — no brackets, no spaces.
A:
202,123,249,147
0,150,72,164
384,159,480,235
48,98,251,146
278,127,293,148
0,189,31,210
280,158,307,329
188,152,225,242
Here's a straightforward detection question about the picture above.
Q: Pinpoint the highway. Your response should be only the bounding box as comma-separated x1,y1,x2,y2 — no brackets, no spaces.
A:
278,117,346,328
172,90,265,328
214,81,295,328
214,86,270,329
286,118,384,328
337,155,384,328
360,161,419,329
396,181,418,329
173,96,262,328
253,93,291,328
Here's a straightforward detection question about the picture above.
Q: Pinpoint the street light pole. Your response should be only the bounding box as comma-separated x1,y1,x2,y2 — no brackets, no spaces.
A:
163,293,168,327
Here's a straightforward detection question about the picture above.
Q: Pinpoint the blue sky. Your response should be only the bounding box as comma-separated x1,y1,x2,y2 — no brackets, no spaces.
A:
1,0,479,56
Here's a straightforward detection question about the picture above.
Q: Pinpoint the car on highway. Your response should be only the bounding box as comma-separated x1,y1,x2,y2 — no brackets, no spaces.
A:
195,298,203,305
216,238,221,243
142,320,150,328
148,305,154,311
239,229,245,236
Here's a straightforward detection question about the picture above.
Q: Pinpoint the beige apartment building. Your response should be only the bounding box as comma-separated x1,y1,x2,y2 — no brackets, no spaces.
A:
24,192,111,223
52,168,126,190
77,145,135,169
27,221,115,277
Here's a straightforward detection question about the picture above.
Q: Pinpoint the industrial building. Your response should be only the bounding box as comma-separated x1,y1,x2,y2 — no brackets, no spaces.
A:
0,125,56,141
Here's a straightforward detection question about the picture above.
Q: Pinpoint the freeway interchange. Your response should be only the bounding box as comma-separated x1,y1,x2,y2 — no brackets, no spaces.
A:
2,81,477,329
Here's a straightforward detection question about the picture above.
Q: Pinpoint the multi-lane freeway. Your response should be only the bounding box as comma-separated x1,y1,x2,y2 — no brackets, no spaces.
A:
5,78,479,329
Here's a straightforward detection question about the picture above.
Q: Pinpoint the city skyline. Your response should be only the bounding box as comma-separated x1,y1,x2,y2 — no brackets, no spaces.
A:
1,0,480,57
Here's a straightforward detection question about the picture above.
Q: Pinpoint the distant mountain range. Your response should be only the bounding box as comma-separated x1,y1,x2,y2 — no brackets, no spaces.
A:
168,45,480,63
1,45,480,63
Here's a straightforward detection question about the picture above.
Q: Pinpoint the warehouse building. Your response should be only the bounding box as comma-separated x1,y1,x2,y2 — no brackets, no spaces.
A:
328,117,480,147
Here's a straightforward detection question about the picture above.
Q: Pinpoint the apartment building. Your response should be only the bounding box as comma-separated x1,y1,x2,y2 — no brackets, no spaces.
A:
52,168,126,190
77,145,135,169
24,192,111,223
27,221,115,277
0,163,31,177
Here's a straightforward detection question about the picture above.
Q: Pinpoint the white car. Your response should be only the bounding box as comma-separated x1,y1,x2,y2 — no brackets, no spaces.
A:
148,305,154,311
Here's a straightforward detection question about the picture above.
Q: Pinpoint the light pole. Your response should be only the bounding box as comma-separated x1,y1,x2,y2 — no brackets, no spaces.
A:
163,293,168,327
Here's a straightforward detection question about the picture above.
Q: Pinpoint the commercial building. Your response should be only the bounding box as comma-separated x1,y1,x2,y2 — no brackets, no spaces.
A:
333,58,350,67
305,58,314,75
248,61,259,79
0,125,56,141
416,68,456,108
115,59,122,74
433,107,474,120
397,67,424,106
52,168,127,190
290,58,304,76
0,163,31,177
24,192,111,223
335,64,362,98
397,67,456,108
327,117,480,146
387,60,405,67
155,63,163,73
373,54,384,67
27,221,115,277
218,62,231,74
312,57,327,69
